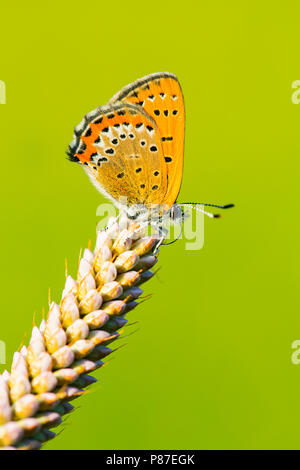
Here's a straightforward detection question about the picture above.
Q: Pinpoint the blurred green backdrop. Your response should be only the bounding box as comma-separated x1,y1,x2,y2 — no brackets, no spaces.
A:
0,1,300,450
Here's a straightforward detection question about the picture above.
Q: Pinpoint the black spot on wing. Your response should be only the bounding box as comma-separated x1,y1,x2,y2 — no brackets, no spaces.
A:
79,142,87,152
66,151,79,163
84,127,92,137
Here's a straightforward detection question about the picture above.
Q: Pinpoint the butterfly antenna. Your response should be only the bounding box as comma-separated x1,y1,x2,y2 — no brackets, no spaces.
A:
182,202,234,209
179,202,234,218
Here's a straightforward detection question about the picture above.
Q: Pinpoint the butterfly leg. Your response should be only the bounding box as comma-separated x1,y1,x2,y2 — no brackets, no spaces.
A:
152,224,168,253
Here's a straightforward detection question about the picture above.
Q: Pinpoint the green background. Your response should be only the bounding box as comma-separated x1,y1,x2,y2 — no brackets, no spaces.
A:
1,1,300,450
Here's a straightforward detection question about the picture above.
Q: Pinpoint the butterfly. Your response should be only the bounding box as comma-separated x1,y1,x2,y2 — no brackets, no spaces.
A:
67,72,233,229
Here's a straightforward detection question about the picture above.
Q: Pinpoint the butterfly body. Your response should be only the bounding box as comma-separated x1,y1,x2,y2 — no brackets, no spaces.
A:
68,72,185,222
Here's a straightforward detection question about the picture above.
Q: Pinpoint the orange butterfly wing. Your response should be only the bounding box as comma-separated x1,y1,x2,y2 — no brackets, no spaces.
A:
110,72,185,209
67,102,167,207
